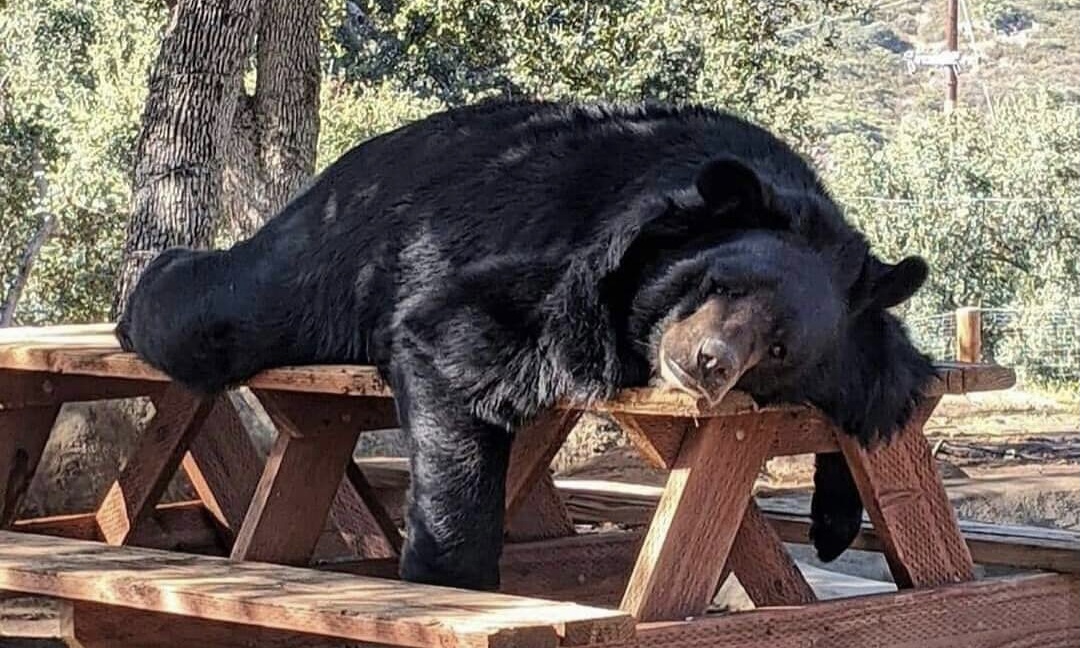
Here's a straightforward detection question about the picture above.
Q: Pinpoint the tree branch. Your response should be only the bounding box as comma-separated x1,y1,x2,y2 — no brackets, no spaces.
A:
1,143,57,327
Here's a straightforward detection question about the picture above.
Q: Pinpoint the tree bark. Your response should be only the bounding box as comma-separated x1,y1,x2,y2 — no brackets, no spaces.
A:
222,0,321,240
112,0,262,315
254,0,321,214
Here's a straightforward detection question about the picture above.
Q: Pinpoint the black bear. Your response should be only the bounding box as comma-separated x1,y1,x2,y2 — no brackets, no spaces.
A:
117,99,934,590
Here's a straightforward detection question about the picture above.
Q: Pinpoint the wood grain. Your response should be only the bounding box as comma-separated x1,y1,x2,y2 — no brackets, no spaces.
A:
505,409,581,517
352,459,1080,575
0,325,1016,414
726,502,816,606
611,414,689,469
506,471,576,543
252,390,403,561
0,406,59,526
181,393,264,545
0,530,634,648
15,500,221,553
71,601,374,648
331,461,402,558
607,574,1079,648
95,385,213,545
839,397,976,588
230,425,360,565
253,390,399,437
0,370,161,409
620,413,778,621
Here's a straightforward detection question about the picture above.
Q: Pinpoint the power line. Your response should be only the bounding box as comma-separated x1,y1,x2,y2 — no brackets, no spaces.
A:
847,195,1080,205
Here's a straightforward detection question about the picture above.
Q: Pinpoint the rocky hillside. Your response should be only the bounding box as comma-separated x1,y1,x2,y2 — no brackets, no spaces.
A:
811,0,1080,137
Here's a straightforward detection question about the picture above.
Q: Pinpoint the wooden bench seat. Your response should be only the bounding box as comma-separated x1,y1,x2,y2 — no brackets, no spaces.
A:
0,530,633,648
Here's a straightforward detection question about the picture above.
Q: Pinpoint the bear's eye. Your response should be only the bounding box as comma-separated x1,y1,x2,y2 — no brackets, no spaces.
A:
716,285,746,299
768,343,786,360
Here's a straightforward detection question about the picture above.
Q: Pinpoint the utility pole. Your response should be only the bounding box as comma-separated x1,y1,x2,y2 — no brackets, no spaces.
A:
946,0,959,112
903,0,962,113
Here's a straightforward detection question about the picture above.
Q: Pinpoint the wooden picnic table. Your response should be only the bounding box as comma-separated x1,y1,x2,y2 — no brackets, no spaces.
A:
0,323,1076,648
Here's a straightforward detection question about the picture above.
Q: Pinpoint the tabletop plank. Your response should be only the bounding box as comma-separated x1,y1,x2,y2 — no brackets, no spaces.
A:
0,325,1016,416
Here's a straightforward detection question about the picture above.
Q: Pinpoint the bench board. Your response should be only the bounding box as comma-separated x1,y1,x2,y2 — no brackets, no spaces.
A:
0,530,633,648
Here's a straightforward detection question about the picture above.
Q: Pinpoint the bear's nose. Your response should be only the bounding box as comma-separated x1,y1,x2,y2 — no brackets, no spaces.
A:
696,337,736,381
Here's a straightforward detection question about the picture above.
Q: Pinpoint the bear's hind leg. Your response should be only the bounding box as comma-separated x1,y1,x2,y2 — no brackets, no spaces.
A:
391,366,511,591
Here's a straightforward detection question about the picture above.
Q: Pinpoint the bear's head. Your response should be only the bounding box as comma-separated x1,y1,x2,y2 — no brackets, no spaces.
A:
607,156,932,442
116,246,267,393
631,231,845,407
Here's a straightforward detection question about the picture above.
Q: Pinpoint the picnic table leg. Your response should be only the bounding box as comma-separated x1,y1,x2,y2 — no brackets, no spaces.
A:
503,409,581,543
231,391,401,565
723,501,816,606
506,471,576,542
181,394,264,545
95,385,214,545
0,406,60,526
838,397,976,588
615,411,816,610
620,412,779,621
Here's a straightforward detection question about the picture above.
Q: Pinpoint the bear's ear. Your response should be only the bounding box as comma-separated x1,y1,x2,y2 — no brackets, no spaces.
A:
694,158,787,230
852,255,929,313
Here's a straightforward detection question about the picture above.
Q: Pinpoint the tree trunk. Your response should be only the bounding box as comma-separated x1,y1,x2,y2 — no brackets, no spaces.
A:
222,0,321,239
112,0,261,316
31,0,322,523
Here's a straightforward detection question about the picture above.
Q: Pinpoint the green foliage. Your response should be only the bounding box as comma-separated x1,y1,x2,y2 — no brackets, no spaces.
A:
330,0,865,143
993,285,1080,385
0,0,165,325
317,77,444,170
826,92,1080,379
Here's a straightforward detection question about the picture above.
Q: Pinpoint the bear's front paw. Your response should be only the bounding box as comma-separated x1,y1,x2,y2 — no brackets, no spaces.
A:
809,509,862,562
400,543,501,592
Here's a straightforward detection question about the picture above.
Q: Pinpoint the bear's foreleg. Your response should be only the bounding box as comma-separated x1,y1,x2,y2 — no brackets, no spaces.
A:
809,451,864,562
389,362,512,591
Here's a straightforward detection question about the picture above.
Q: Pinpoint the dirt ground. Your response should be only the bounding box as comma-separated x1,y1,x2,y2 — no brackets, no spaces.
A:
2,387,1076,645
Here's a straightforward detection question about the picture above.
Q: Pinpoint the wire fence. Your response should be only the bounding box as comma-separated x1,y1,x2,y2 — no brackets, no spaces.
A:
906,307,1080,388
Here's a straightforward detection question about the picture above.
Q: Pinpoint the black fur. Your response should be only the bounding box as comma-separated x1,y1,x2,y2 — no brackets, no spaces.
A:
118,99,934,587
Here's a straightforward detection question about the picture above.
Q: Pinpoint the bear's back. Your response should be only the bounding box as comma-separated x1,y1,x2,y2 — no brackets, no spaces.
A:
254,99,828,266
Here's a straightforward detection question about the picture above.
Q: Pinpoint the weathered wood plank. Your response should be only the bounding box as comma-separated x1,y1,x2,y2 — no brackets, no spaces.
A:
0,370,162,409
726,502,815,606
94,385,213,545
608,574,1079,648
506,471,576,543
505,409,581,518
14,500,221,553
181,394,264,545
839,397,976,588
71,601,373,648
0,530,635,648
253,390,399,437
0,406,59,526
620,413,778,621
0,325,1016,412
61,574,1080,648
555,480,1080,575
